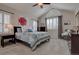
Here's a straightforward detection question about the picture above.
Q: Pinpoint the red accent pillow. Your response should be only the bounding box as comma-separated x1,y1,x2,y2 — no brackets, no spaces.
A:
19,17,27,26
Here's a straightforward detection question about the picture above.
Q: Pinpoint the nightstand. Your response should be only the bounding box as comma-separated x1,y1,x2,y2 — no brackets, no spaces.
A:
0,33,15,47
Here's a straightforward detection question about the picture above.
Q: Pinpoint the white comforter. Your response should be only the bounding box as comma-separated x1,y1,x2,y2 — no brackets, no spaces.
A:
15,32,49,47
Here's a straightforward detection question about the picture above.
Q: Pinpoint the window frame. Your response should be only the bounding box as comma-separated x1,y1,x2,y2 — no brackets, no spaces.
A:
0,11,11,33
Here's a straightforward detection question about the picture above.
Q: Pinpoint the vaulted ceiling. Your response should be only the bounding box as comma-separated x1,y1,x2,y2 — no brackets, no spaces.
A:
2,3,79,18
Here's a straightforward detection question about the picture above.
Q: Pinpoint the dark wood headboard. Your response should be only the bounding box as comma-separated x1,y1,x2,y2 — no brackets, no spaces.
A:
14,26,22,34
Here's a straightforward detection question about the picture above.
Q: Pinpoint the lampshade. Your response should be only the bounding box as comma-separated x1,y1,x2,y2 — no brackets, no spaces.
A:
4,24,13,33
5,24,13,29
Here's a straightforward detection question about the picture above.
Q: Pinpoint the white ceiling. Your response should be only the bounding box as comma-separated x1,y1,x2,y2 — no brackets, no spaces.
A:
2,3,79,18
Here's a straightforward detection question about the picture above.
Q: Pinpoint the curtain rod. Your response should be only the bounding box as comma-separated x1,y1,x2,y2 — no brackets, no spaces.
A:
0,9,14,14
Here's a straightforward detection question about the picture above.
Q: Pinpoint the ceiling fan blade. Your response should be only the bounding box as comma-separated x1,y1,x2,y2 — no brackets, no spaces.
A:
43,3,50,5
33,3,38,7
32,3,51,8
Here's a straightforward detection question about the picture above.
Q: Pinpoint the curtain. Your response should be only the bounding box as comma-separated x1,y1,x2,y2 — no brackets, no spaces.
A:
33,20,37,31
46,16,62,39
0,13,3,32
37,20,39,31
46,17,58,30
58,16,62,39
0,11,11,33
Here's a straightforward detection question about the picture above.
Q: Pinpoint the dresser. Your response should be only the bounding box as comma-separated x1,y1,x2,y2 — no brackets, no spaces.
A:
71,33,79,54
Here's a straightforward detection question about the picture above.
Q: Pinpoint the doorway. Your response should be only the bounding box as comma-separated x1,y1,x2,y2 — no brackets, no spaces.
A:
46,16,62,39
46,17,58,39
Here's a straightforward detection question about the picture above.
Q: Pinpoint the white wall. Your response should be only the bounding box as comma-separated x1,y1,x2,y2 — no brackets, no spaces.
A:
0,4,76,32
0,4,37,31
61,10,75,31
0,4,21,26
38,9,75,32
38,9,62,27
21,17,34,31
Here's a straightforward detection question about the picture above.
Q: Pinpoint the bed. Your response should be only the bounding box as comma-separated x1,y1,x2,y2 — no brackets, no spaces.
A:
14,26,50,51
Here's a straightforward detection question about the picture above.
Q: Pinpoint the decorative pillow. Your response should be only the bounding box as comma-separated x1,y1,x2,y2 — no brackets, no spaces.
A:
28,29,33,32
17,28,22,32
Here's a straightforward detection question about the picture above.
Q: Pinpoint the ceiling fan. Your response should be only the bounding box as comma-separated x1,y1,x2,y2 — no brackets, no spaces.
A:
32,3,51,8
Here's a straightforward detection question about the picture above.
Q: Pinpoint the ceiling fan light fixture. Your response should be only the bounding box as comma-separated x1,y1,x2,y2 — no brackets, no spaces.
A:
33,3,51,8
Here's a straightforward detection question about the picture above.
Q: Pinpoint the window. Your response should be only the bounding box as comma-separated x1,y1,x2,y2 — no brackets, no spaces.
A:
33,20,37,31
4,14,10,24
0,13,3,32
46,17,58,30
4,13,11,32
0,12,11,33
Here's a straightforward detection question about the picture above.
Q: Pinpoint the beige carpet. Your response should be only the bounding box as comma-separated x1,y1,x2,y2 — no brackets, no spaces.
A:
0,38,70,55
